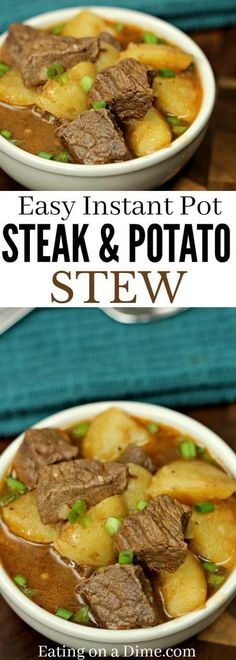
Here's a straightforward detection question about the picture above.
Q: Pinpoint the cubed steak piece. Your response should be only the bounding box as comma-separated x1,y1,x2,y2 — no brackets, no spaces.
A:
36,459,128,523
77,564,158,629
114,495,191,572
57,109,130,164
119,443,156,474
88,57,153,121
2,23,37,67
99,31,122,51
14,428,78,488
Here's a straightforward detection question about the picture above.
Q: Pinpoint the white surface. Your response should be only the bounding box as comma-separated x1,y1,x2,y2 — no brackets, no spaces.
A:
0,308,33,334
0,7,215,190
0,401,235,652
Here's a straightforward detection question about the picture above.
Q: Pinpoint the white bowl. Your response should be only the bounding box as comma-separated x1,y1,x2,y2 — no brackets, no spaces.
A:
0,7,215,190
0,401,235,653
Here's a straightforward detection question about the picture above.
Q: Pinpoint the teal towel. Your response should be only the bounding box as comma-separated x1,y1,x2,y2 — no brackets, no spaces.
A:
1,308,236,436
1,0,236,34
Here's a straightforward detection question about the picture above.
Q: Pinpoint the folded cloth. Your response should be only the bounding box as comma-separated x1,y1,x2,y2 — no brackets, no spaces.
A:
1,308,236,436
1,0,236,34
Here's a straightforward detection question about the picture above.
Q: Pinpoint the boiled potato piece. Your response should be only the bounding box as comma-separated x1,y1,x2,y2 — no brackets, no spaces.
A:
148,460,236,504
0,70,38,106
128,107,171,157
54,495,127,566
119,44,193,71
124,463,152,513
96,41,119,72
2,491,61,543
155,75,199,123
37,62,95,120
82,407,151,461
186,501,236,567
63,10,107,38
160,551,207,618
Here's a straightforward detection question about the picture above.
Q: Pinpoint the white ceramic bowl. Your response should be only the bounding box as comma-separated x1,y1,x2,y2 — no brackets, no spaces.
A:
0,401,235,653
0,7,215,190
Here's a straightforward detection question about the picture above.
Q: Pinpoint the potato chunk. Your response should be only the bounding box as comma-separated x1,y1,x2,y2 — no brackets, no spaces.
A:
3,491,61,543
128,107,171,157
160,551,207,618
119,44,193,71
147,459,236,504
82,407,150,461
123,463,152,513
96,41,119,72
186,501,236,567
155,75,199,123
63,10,107,38
0,70,38,106
54,495,127,566
37,62,95,120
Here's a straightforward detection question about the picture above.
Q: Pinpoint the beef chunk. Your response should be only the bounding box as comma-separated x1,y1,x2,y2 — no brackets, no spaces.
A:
2,23,99,86
14,428,78,488
119,443,156,474
88,57,153,121
114,495,191,572
57,109,130,164
36,459,128,524
77,564,157,629
99,31,122,51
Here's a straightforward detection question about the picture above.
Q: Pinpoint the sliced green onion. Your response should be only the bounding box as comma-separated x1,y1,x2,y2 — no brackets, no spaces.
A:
73,422,90,438
14,574,27,587
200,449,215,464
207,574,225,588
202,561,219,573
197,445,205,455
194,501,215,514
0,63,11,75
167,115,181,126
56,607,73,620
119,550,134,565
143,32,158,44
105,516,121,536
158,68,176,78
80,75,95,93
6,476,27,493
0,492,19,506
179,440,197,459
172,125,188,136
80,515,92,529
136,499,149,511
38,151,53,160
115,22,124,32
68,499,87,523
1,129,12,139
52,24,64,35
74,606,90,624
147,422,158,434
92,100,107,109
47,63,65,80
23,586,37,599
55,151,70,162
57,72,69,86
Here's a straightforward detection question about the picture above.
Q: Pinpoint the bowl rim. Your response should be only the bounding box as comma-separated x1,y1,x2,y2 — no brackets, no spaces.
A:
0,6,216,177
0,400,235,644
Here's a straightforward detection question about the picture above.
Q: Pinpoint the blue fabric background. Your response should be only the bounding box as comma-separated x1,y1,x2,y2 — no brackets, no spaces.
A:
1,0,236,34
1,308,236,436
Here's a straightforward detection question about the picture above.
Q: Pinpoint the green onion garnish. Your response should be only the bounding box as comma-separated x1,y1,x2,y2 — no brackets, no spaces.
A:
1,130,13,139
167,115,181,126
143,32,158,44
74,606,90,624
68,499,87,523
172,125,188,136
179,440,197,459
14,574,27,587
23,586,37,599
115,22,124,32
6,476,27,493
207,574,225,588
194,502,215,514
47,63,65,80
57,72,69,86
56,607,73,620
38,151,53,160
0,492,19,506
80,75,95,93
105,516,121,536
147,422,158,434
202,561,219,573
136,499,149,511
55,151,70,163
73,422,90,438
80,515,92,529
158,68,176,78
0,63,11,77
52,24,64,35
119,550,134,565
92,100,107,109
